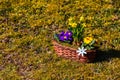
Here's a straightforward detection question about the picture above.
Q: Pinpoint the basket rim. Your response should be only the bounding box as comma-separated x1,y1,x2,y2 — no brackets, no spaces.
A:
52,40,96,53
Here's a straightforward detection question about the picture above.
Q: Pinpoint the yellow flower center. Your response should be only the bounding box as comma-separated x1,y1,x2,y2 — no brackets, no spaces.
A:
64,36,67,39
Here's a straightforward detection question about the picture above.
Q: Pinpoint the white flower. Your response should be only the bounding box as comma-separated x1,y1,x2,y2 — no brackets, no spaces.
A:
76,47,87,57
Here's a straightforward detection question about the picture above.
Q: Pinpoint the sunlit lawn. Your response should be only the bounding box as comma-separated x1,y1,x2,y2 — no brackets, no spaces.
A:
0,0,120,80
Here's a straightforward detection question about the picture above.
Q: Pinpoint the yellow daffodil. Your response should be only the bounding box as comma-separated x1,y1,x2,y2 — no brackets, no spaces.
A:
69,22,77,28
68,17,77,27
84,37,93,44
82,23,86,27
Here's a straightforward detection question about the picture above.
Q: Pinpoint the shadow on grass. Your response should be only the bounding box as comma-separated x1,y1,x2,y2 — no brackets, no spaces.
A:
94,49,120,63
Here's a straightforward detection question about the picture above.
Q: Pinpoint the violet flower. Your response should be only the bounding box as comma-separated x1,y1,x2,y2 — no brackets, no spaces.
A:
68,37,73,42
65,30,73,37
59,31,65,36
59,35,68,41
58,30,73,43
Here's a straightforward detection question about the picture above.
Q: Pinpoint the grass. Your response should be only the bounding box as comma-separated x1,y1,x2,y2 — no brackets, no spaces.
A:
0,0,120,80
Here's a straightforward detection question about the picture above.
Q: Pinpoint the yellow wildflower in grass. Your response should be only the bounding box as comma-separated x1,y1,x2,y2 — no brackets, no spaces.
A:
103,22,111,27
84,37,93,44
68,17,74,22
79,16,84,22
87,16,92,20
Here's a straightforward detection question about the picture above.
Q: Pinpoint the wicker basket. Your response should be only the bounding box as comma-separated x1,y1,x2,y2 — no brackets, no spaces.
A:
52,40,96,63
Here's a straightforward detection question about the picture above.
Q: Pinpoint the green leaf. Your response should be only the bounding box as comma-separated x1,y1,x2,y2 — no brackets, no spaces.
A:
54,34,59,42
89,40,95,46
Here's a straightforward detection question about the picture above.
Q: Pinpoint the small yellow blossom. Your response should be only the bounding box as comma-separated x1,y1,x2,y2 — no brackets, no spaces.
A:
103,22,111,27
68,17,74,22
80,16,84,22
69,22,77,28
82,23,86,27
84,37,93,44
105,0,112,3
87,16,92,20
68,17,77,27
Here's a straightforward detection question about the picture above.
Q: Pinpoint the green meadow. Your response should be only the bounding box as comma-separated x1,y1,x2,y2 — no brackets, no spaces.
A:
0,0,120,80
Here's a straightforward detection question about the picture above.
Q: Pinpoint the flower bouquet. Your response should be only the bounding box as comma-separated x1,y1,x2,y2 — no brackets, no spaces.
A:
52,16,97,63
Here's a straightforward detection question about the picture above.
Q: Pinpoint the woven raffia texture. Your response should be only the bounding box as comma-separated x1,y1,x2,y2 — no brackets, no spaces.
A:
52,40,96,63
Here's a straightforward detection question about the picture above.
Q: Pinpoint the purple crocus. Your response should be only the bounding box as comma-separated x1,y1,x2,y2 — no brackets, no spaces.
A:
65,30,73,37
59,31,65,36
59,35,69,41
58,30,73,42
57,31,65,40
68,37,73,42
